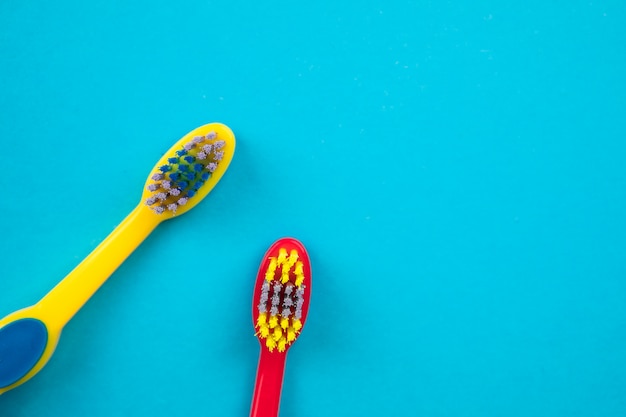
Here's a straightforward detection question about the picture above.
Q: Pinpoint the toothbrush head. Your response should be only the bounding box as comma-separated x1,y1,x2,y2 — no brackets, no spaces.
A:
252,238,311,353
142,123,235,218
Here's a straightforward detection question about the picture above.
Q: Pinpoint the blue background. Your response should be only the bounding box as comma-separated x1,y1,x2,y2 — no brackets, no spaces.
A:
1,1,625,416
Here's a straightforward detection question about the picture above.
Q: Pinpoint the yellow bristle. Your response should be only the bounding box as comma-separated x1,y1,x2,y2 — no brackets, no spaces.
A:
256,313,267,327
277,248,288,265
268,315,278,328
277,337,287,352
272,327,282,341
287,328,296,342
259,325,269,339
294,261,303,275
280,255,294,283
287,250,299,265
266,338,276,352
280,317,290,330
268,257,277,272
295,273,304,287
292,319,302,332
265,258,277,282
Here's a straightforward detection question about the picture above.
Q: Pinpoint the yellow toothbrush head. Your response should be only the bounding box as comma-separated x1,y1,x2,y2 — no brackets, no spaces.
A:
142,122,235,218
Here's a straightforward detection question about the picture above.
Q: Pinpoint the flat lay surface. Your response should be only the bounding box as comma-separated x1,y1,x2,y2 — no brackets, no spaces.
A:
1,1,625,416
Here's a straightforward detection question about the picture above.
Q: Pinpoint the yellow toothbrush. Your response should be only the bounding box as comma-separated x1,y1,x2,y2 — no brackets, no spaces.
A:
0,122,235,394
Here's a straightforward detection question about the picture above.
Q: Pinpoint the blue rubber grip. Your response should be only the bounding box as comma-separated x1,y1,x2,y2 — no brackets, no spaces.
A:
0,318,48,388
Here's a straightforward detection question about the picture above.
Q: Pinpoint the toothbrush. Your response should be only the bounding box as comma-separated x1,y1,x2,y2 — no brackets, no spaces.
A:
0,122,235,395
249,237,311,417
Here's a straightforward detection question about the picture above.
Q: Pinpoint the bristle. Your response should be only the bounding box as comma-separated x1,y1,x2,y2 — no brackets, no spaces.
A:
287,328,296,342
272,327,282,341
277,248,288,265
266,338,276,350
288,250,299,265
295,273,305,287
145,131,224,214
255,246,307,352
259,326,270,338
292,319,302,332
277,338,287,352
284,283,294,295
271,294,280,306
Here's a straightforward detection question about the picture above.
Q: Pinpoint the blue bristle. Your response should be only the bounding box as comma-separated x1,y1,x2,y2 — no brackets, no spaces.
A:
177,181,189,189
176,149,187,157
194,163,204,172
193,181,204,190
184,172,196,181
184,155,195,164
168,157,178,164
187,190,196,197
179,164,189,172
169,172,180,181
159,165,172,173
201,172,210,181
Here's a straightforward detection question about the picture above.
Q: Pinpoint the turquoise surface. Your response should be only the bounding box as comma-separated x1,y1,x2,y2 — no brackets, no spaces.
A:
1,1,625,416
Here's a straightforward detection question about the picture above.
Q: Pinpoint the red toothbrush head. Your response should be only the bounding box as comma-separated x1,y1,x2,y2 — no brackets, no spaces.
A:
252,237,312,353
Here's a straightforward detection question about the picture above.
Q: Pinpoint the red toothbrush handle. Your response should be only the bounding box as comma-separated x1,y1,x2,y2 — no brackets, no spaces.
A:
250,349,288,417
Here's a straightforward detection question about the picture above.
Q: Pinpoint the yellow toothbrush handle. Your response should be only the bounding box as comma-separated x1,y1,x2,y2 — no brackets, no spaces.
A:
36,203,161,330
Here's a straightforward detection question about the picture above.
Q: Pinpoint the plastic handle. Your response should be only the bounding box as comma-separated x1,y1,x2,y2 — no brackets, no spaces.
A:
250,350,287,417
35,203,160,330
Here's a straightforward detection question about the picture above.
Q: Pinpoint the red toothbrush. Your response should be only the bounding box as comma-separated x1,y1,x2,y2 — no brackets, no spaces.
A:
250,237,312,417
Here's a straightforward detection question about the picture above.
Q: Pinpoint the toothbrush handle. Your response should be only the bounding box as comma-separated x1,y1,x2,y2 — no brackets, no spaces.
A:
35,204,160,329
250,349,287,417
